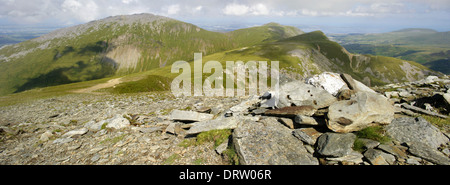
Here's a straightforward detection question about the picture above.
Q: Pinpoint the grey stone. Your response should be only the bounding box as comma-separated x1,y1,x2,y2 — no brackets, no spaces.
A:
292,127,323,145
62,128,88,138
84,120,104,132
377,144,408,159
278,118,295,129
39,130,53,142
294,115,321,125
316,132,356,157
105,114,130,129
278,81,337,109
406,156,422,165
53,137,74,144
215,141,228,155
408,142,450,165
186,117,239,135
358,138,380,149
386,117,449,150
169,110,214,122
340,73,358,91
233,117,318,165
228,96,261,115
363,148,390,165
327,91,395,133
164,122,177,135
132,126,163,134
326,151,364,164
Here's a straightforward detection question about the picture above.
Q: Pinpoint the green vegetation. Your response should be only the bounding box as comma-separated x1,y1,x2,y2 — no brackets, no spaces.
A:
353,125,391,152
100,134,127,145
111,75,172,94
420,115,450,131
179,129,232,148
354,125,391,144
163,153,181,165
0,16,303,96
177,129,240,165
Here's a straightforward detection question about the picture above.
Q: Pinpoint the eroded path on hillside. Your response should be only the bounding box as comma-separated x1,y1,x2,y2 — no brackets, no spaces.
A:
73,78,122,94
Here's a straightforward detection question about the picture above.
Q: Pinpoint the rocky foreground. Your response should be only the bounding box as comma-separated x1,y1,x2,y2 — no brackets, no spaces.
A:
0,72,449,165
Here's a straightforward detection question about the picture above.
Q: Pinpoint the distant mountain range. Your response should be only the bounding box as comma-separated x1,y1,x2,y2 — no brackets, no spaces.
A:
330,28,450,74
0,13,440,96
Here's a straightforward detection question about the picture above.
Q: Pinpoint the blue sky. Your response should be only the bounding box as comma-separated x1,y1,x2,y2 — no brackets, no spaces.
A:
1,0,449,33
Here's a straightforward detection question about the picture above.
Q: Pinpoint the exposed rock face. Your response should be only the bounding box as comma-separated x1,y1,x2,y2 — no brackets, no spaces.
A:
233,117,318,165
327,91,395,133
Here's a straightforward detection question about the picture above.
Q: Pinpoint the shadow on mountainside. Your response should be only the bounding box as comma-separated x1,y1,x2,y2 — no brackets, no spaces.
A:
14,59,117,93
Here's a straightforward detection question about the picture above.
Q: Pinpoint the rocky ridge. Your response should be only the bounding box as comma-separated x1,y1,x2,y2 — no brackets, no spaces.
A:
0,72,449,165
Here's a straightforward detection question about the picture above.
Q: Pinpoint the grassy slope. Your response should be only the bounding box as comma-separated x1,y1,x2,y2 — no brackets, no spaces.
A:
0,30,436,107
0,18,302,96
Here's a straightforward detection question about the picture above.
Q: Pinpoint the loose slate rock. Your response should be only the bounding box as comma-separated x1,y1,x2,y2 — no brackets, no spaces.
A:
316,132,356,157
233,117,318,165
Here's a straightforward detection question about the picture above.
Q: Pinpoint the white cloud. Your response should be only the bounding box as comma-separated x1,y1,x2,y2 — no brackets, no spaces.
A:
61,0,99,22
0,0,449,25
223,3,271,16
250,3,270,15
194,6,203,12
223,3,249,16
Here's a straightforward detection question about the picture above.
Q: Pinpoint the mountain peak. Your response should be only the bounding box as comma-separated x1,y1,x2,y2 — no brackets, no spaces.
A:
392,28,438,33
263,22,282,26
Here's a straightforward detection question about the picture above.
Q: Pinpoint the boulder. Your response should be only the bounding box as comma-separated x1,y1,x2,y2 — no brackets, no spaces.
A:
169,110,214,122
306,72,348,96
316,132,356,157
105,114,131,129
327,91,395,133
386,117,448,150
278,81,337,109
233,117,318,165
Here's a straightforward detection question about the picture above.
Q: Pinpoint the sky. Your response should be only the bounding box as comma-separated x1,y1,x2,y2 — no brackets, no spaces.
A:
0,0,450,33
